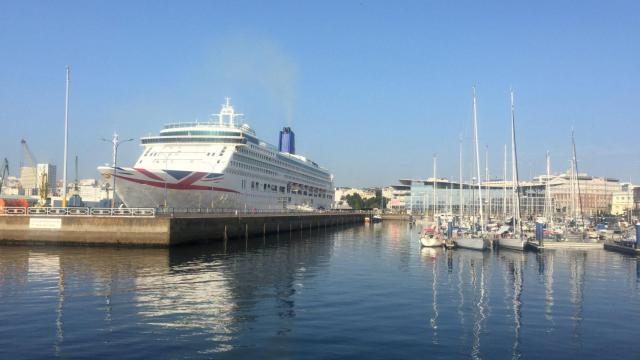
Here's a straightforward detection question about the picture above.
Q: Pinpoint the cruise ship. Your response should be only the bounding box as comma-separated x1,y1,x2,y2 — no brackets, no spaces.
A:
97,99,334,210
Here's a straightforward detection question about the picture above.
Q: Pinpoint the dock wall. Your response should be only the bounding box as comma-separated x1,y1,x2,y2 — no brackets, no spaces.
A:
0,213,366,247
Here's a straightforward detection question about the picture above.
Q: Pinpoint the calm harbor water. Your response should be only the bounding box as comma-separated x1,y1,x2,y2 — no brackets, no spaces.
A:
1,222,639,359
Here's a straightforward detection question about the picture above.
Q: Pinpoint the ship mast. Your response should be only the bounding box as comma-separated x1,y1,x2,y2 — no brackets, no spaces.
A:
217,97,243,126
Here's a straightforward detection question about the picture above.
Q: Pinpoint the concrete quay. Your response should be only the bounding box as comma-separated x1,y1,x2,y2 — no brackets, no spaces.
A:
0,211,367,247
380,214,413,221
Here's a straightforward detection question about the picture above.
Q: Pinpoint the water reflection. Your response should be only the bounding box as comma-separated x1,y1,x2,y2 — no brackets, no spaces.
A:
569,251,586,350
1,223,639,358
499,250,525,360
420,247,442,345
469,250,489,360
544,252,555,327
0,228,336,355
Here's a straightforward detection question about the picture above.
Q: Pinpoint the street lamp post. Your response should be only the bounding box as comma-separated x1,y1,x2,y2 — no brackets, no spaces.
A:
101,133,135,208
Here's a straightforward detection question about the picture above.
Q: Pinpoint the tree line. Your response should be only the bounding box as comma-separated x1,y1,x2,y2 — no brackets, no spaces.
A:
344,193,388,210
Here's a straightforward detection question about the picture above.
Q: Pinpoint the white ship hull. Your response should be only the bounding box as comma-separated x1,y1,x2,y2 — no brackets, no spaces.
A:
98,165,332,211
97,99,335,211
454,236,487,251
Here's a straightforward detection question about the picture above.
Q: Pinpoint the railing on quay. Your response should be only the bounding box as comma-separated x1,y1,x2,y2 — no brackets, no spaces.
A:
0,206,368,218
154,207,369,217
0,207,156,217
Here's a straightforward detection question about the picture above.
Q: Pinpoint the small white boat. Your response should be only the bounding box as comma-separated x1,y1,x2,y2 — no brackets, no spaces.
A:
454,236,487,251
420,233,445,247
498,236,526,251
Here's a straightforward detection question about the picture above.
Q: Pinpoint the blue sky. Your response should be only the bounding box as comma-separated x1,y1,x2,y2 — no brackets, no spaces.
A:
1,0,638,187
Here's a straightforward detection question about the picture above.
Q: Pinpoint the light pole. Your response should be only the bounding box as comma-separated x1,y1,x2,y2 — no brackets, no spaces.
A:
101,133,135,208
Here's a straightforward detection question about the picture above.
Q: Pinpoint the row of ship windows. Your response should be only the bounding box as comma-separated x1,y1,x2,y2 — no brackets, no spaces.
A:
143,146,228,159
239,146,327,179
234,153,327,187
246,179,332,198
141,137,244,144
230,160,277,177
160,130,241,137
231,171,331,199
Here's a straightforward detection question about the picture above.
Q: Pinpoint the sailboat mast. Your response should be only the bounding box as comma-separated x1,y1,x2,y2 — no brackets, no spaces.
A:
485,146,491,220
459,135,463,219
503,144,507,218
568,159,573,218
510,90,522,236
433,154,437,218
472,87,484,234
545,151,553,226
571,130,585,227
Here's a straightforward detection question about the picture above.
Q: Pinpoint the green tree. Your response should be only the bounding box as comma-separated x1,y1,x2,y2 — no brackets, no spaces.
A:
345,193,365,209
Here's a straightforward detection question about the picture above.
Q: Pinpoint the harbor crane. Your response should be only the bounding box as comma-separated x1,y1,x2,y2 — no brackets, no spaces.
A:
20,139,49,206
0,158,8,194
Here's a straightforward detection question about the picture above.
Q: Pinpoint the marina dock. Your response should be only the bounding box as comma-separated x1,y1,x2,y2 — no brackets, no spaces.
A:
0,208,367,247
603,241,640,256
527,240,604,251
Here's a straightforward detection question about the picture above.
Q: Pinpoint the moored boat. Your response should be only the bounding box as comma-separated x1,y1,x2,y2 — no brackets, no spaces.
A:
454,236,488,250
420,231,445,247
497,236,526,251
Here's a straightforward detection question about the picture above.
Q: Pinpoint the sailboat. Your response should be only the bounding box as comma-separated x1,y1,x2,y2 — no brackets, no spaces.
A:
421,156,445,247
455,87,488,251
498,90,527,250
420,227,445,247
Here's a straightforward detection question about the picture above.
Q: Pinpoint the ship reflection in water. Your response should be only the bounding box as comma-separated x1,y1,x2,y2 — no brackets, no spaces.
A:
0,223,639,358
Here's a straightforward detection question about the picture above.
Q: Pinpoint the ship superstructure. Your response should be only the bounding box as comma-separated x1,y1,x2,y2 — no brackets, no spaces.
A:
98,99,334,210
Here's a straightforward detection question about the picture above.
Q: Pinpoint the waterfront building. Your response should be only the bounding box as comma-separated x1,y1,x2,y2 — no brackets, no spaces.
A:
634,187,640,214
19,163,56,196
334,187,377,202
386,185,410,211
78,179,110,202
0,176,21,196
611,184,634,216
533,170,621,216
397,178,545,219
